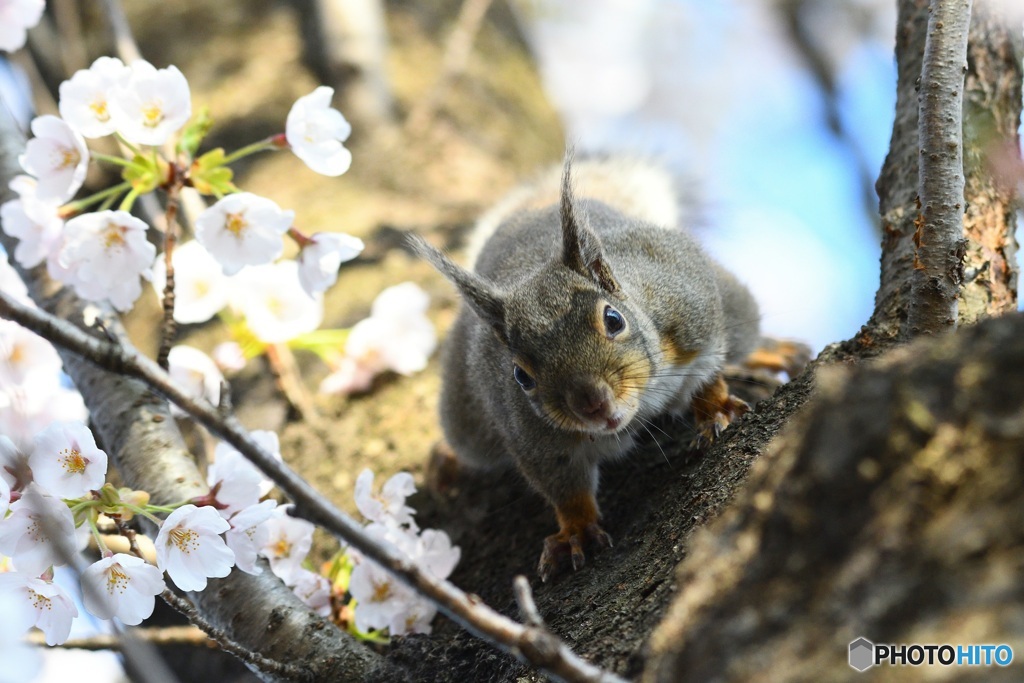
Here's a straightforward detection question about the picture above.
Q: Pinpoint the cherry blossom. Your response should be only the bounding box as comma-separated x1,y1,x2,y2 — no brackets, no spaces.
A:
28,421,107,499
229,261,323,343
0,175,64,269
150,240,230,324
0,485,77,575
0,251,30,306
0,571,78,645
212,341,247,373
0,592,41,682
319,282,436,394
0,435,25,491
259,505,314,584
56,209,156,312
58,56,131,138
167,345,223,418
289,568,332,617
0,0,44,53
194,193,293,275
0,317,63,387
0,476,9,519
208,430,281,499
413,528,460,580
225,499,277,575
354,469,417,530
18,115,90,201
348,554,413,634
81,553,166,625
108,60,191,146
206,446,261,520
154,504,234,592
296,231,363,297
0,382,87,453
285,86,353,177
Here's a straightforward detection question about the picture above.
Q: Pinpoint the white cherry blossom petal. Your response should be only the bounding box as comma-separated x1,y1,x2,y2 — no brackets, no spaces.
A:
259,505,313,584
0,485,77,575
108,60,191,146
28,421,107,498
58,57,131,138
225,499,277,575
285,86,353,177
296,232,363,297
194,193,293,276
81,553,165,625
56,210,156,312
0,175,64,269
154,504,234,592
229,261,323,343
0,0,44,53
0,572,78,645
150,240,230,323
167,345,223,419
18,115,89,201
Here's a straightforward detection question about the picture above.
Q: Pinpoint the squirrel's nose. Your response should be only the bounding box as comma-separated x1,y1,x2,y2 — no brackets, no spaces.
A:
567,381,615,421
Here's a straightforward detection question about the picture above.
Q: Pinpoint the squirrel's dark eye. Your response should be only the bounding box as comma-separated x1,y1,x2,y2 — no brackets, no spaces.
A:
603,305,626,337
513,364,536,391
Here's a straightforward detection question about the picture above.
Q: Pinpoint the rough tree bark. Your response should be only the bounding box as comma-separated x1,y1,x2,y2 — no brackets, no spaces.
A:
855,0,1019,351
906,0,972,336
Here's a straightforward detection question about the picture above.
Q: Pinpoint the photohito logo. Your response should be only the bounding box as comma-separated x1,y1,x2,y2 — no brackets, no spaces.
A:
849,638,1014,672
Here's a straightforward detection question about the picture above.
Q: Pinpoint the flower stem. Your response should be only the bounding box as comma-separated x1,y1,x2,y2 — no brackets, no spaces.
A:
114,133,141,156
88,515,109,556
92,152,135,168
59,181,133,216
122,503,163,525
119,188,141,212
220,137,278,166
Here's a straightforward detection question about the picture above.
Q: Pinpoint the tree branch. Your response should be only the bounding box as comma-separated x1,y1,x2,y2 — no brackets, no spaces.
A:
644,311,1024,682
906,0,973,336
26,626,214,651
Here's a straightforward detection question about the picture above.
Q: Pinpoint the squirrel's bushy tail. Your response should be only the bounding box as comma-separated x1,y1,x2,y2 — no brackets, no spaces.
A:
465,155,694,270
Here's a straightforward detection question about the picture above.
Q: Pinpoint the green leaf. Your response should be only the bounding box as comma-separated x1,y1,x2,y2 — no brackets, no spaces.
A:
122,154,166,194
190,148,238,196
177,106,214,158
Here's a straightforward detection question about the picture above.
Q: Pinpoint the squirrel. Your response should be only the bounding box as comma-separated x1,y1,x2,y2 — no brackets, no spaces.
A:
412,152,769,581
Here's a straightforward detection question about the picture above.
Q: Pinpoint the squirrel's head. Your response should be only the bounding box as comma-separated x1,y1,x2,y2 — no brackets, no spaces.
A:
412,154,657,436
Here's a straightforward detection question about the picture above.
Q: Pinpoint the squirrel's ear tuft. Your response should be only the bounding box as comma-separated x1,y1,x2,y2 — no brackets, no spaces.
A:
560,150,622,297
407,234,508,341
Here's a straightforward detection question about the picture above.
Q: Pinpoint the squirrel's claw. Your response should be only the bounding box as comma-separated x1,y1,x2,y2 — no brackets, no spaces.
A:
538,523,613,583
690,376,750,450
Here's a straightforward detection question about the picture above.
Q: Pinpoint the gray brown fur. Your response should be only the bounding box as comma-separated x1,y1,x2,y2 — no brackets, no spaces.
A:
412,154,759,569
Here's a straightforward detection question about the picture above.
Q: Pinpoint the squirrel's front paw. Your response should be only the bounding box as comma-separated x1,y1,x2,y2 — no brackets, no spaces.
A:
537,522,613,583
689,375,750,449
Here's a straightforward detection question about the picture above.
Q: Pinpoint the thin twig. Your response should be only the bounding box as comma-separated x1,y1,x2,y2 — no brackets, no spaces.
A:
0,290,627,683
160,588,308,680
98,0,142,62
405,0,494,133
156,177,182,370
26,626,215,651
265,343,319,422
513,575,543,628
906,0,973,336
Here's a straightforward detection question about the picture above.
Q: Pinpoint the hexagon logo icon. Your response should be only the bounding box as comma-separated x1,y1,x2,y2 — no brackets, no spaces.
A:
849,637,875,672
